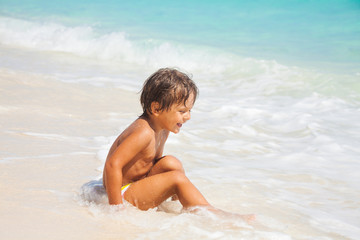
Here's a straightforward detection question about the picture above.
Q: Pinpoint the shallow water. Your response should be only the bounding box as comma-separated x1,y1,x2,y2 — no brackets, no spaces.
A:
1,0,360,239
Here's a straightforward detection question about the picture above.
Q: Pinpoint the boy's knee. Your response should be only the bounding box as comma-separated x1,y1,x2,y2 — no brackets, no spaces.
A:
161,155,184,172
168,170,188,185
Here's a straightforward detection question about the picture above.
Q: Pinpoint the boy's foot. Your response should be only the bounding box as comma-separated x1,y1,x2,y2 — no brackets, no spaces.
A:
209,207,256,224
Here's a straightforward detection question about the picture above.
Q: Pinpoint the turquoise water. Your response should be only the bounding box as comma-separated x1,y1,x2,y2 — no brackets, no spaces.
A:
1,0,360,70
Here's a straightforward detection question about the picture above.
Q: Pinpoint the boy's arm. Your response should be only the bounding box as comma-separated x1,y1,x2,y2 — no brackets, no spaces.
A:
104,128,152,205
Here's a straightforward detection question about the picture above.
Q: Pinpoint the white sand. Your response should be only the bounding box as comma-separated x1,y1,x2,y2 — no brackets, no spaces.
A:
0,68,141,239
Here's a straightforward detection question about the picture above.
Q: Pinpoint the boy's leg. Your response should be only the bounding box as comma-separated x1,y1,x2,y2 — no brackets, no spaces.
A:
148,155,184,176
123,170,210,210
147,155,184,201
123,161,255,222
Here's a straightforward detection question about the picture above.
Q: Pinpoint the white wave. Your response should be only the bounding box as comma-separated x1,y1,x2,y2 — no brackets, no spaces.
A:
0,16,235,74
3,16,358,102
0,15,307,83
0,17,133,59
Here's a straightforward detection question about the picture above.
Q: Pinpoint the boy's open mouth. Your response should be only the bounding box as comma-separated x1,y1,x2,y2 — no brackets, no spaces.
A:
177,123,182,128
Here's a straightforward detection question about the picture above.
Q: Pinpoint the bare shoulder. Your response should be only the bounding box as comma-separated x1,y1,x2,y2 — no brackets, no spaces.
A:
107,118,154,159
119,118,154,148
128,118,154,138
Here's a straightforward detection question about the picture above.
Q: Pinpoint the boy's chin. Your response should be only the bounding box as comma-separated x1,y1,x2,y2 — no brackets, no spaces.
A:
171,129,180,134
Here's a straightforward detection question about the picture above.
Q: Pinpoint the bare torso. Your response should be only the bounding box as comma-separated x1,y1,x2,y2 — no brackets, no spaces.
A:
103,117,169,187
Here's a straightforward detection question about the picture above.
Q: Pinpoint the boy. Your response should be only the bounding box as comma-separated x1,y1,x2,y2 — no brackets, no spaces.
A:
103,68,209,210
103,68,254,220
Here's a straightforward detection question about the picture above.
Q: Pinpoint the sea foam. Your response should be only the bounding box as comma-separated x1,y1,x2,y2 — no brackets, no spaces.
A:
0,16,234,75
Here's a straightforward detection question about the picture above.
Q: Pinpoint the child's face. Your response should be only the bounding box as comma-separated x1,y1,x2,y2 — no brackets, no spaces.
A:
156,94,194,134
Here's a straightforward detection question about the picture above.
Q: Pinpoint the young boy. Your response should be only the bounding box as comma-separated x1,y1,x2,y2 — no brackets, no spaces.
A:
103,68,210,210
103,68,254,220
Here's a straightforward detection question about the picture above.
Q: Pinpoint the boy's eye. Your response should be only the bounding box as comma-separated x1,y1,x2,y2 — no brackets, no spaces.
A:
179,109,191,114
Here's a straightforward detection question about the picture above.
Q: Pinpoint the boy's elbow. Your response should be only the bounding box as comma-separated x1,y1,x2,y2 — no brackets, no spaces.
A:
104,159,122,173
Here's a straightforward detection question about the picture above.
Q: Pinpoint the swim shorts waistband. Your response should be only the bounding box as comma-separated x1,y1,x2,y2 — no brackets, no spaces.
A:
121,183,131,197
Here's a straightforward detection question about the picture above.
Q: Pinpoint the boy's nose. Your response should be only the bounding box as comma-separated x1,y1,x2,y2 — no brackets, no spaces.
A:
184,111,191,121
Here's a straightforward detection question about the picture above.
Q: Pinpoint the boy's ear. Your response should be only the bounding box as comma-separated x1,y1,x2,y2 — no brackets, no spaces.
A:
151,102,161,116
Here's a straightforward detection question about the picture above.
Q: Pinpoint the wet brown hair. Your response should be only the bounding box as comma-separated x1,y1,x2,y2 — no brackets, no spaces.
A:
140,68,198,116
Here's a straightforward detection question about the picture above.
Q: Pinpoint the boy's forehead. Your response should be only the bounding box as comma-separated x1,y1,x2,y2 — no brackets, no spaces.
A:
186,93,195,104
177,93,195,108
